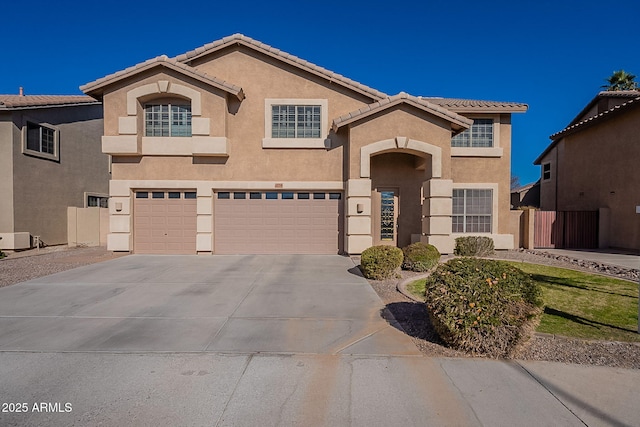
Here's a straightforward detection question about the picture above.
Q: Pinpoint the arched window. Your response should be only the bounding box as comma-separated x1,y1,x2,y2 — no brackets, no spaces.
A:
144,102,192,137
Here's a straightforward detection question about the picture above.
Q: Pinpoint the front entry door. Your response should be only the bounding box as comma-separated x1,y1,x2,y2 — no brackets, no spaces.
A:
373,188,398,246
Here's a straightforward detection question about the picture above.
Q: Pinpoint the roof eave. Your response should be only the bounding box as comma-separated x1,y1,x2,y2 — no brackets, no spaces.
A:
80,59,244,101
332,97,472,132
444,105,528,114
176,35,387,102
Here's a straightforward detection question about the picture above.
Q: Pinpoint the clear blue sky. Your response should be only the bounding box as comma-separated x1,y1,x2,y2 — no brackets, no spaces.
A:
2,0,638,184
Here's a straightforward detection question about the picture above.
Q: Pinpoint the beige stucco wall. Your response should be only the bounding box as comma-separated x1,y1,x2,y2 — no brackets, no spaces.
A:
545,107,640,250
451,115,512,234
347,106,452,180
0,113,14,233
538,147,558,210
10,105,108,245
109,47,376,183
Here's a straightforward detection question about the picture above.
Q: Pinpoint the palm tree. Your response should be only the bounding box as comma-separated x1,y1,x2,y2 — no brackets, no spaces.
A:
602,70,638,91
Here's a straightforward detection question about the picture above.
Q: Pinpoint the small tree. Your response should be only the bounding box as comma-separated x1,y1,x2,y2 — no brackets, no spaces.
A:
602,70,638,91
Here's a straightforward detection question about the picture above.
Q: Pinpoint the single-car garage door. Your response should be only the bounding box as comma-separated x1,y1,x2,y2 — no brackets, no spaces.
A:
214,191,341,254
134,190,197,254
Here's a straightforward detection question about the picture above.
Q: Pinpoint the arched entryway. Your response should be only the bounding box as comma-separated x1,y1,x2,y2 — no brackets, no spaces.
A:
344,137,452,254
370,152,430,247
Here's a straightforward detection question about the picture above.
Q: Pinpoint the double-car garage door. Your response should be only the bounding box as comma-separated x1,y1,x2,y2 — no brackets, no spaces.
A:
134,190,341,254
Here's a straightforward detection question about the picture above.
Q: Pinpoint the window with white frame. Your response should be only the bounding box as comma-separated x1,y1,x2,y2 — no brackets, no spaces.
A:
542,163,551,180
144,104,192,137
451,119,493,147
271,104,321,138
87,195,109,208
25,121,56,155
452,189,493,233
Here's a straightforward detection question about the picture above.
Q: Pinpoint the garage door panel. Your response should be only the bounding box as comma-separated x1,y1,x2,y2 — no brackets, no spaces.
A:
134,192,197,254
214,193,340,254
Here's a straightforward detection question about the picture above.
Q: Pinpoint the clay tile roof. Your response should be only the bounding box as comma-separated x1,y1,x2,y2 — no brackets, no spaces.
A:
550,95,640,140
332,92,473,132
80,55,244,100
534,94,640,165
174,33,388,101
422,97,528,113
0,94,99,109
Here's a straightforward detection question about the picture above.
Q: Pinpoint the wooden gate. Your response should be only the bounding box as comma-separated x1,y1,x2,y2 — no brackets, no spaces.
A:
534,211,598,249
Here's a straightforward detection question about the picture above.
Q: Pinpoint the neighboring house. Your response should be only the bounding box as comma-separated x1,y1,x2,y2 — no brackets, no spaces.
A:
81,34,527,255
0,94,108,249
511,181,540,209
535,90,640,250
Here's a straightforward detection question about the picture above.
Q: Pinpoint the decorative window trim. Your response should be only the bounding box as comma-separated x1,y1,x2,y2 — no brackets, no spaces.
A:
451,183,499,234
21,117,60,161
542,162,552,181
144,103,192,137
263,98,328,148
451,114,502,157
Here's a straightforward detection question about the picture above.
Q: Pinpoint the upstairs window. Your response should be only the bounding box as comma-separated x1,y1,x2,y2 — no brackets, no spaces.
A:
144,104,192,137
271,105,321,138
451,119,493,147
542,163,551,180
26,122,56,154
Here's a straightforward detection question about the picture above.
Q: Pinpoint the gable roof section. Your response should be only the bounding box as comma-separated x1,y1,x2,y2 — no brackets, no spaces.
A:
423,97,528,113
174,33,388,101
0,95,99,110
534,94,640,165
332,92,473,132
80,55,244,100
566,90,639,127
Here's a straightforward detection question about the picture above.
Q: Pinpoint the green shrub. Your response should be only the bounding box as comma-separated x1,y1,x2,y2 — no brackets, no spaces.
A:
360,245,404,280
402,242,440,272
424,257,543,357
454,236,495,257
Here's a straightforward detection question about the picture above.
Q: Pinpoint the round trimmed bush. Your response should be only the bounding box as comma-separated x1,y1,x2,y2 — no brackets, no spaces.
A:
424,257,543,357
402,242,440,272
360,245,404,280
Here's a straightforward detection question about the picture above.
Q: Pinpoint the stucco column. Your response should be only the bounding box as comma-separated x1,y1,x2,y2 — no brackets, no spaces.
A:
107,180,133,251
345,179,372,254
421,179,454,254
196,188,213,253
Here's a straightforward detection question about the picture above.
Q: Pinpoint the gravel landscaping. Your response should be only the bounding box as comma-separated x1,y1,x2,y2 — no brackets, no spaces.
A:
0,246,127,288
366,250,640,369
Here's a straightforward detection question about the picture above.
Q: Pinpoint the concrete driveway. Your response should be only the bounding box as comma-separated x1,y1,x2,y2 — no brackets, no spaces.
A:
0,255,417,355
1,255,639,426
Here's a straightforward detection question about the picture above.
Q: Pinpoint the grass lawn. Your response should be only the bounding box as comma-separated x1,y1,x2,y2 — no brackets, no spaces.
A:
408,262,640,342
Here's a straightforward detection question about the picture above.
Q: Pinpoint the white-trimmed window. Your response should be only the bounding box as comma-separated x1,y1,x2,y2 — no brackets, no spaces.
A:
22,120,59,161
542,163,551,180
272,105,321,138
452,189,493,233
263,98,328,148
144,104,192,137
451,119,493,147
87,194,109,208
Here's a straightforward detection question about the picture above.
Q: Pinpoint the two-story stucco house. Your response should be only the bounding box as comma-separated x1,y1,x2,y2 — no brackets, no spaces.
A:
535,90,640,251
0,94,108,250
81,34,527,255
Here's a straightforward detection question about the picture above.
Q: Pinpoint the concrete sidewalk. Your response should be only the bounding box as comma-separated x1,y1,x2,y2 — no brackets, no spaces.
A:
540,248,640,270
1,352,639,426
